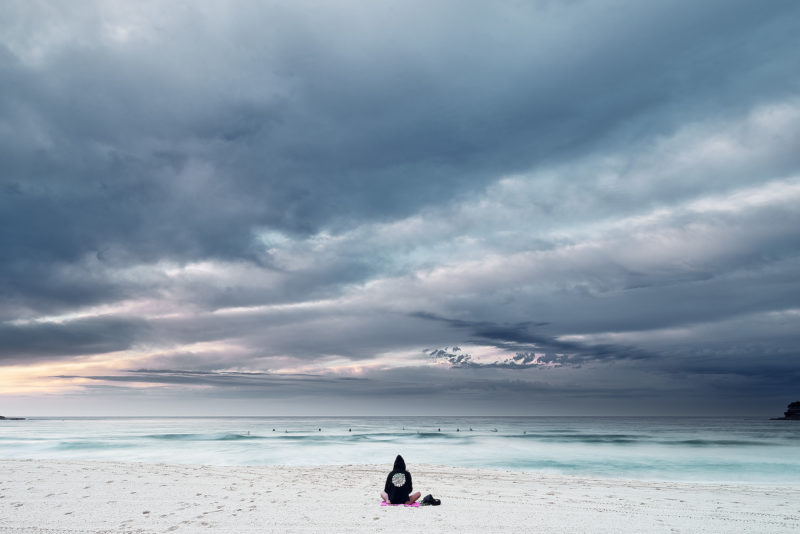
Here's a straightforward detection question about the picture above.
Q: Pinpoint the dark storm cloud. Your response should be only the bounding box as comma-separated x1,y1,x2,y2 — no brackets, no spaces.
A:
52,369,365,388
0,316,148,362
50,365,652,405
2,0,800,311
417,313,651,366
2,1,800,414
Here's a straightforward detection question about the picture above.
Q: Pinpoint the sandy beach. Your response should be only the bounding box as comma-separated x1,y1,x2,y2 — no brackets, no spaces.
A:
1,459,798,533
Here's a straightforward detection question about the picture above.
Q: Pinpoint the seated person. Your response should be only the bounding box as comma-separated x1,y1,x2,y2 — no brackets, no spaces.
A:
380,454,421,505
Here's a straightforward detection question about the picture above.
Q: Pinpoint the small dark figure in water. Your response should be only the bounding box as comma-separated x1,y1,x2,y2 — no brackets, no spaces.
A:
469,427,473,431
272,429,275,432
380,455,421,505
318,428,321,432
457,428,460,432
438,428,441,432
349,428,352,432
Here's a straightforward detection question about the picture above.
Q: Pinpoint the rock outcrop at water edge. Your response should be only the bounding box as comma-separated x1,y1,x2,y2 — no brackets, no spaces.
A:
771,401,800,420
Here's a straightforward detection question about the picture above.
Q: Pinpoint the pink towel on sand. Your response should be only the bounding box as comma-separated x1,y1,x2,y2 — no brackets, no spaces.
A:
381,501,420,507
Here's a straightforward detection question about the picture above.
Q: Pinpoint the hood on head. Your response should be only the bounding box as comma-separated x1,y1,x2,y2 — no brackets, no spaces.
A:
393,454,406,471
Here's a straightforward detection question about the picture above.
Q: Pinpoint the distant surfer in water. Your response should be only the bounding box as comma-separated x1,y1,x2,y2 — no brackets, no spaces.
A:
379,455,421,505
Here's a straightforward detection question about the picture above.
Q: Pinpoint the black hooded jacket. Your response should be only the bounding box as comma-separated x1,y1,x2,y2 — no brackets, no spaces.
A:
384,455,413,504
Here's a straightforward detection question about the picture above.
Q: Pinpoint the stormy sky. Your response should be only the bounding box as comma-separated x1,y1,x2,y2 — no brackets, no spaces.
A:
2,0,799,416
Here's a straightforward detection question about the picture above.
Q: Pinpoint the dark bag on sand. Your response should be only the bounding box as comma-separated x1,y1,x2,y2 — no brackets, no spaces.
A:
421,494,441,506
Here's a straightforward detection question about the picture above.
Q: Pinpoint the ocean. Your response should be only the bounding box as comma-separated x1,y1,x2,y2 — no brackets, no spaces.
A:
1,416,798,484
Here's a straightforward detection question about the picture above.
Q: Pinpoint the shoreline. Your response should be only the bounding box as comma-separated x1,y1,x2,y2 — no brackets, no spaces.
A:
2,459,799,533
3,456,799,487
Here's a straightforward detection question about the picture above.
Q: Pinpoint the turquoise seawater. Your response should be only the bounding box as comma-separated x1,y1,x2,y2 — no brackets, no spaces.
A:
1,416,798,483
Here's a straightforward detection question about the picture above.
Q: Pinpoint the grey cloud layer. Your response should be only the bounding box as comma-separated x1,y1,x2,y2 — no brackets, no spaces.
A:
2,0,800,413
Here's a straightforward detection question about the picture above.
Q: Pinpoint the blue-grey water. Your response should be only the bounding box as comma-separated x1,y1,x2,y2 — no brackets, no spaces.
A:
1,416,798,484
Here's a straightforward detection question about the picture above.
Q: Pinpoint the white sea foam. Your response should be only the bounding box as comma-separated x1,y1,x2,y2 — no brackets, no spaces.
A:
1,416,798,483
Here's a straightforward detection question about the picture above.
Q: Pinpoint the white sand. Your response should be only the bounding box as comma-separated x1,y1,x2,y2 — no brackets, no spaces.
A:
1,459,798,533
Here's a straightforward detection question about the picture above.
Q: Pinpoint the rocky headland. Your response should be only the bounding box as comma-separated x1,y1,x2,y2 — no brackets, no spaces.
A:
771,401,800,420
